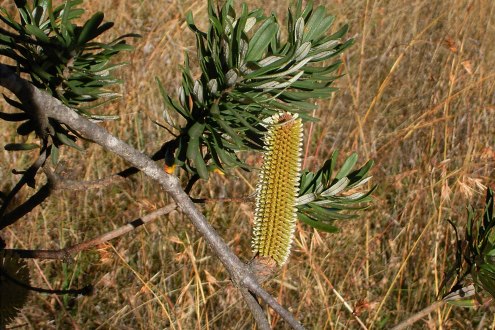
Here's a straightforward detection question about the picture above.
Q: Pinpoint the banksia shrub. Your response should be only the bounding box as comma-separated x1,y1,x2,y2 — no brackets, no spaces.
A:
442,188,495,306
159,0,353,179
252,113,303,266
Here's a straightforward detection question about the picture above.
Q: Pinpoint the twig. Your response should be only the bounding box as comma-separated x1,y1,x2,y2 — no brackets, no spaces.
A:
184,174,200,194
239,288,271,330
331,287,368,330
0,182,53,230
245,279,303,330
44,166,126,191
0,147,48,220
0,265,92,295
0,166,125,231
191,197,252,203
311,261,368,329
391,300,445,330
0,65,305,330
5,204,176,261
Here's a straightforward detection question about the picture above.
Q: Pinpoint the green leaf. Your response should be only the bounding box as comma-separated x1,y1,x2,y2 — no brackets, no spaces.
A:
321,177,350,197
304,6,334,42
16,121,35,135
25,24,50,43
51,142,60,164
190,141,208,179
4,143,39,151
328,23,349,40
335,153,358,180
0,111,29,122
298,213,339,233
303,204,357,220
77,11,104,44
56,132,83,150
245,17,278,62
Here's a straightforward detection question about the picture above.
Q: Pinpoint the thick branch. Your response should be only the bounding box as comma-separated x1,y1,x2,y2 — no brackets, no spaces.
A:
0,64,304,330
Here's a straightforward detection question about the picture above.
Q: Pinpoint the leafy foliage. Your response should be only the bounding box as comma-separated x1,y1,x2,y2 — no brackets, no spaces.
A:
0,0,137,158
296,151,375,232
442,188,495,306
159,0,353,179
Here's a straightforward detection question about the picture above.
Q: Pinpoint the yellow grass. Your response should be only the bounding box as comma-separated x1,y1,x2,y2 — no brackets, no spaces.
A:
2,0,495,328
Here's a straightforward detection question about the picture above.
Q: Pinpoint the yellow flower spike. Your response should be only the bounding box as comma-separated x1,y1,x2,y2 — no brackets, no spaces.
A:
252,112,303,266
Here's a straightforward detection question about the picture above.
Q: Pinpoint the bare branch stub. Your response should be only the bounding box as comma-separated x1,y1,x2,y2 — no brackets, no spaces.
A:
249,255,279,284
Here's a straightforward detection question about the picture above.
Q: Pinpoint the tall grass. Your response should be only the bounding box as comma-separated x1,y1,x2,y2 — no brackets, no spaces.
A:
2,0,495,328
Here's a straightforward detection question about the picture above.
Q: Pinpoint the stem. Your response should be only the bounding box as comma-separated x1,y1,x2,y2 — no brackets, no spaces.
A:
391,300,445,330
5,205,176,261
239,288,271,330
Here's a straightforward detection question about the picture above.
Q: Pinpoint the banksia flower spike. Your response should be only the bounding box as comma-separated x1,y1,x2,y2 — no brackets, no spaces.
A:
252,113,303,266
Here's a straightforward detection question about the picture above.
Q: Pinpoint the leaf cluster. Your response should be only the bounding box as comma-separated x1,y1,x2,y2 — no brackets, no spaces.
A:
0,0,137,157
159,0,352,179
296,151,375,232
467,189,495,297
442,188,495,306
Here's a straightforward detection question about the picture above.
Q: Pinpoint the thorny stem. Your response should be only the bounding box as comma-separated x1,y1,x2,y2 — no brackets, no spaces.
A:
0,64,305,330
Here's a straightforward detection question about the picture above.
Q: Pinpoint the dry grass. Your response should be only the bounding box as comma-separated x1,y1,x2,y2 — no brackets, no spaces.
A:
2,0,495,329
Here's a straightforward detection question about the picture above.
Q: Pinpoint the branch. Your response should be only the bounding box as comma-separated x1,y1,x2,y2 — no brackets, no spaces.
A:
0,181,53,230
239,288,271,330
191,197,252,204
0,163,124,231
0,147,48,220
391,300,445,330
0,265,92,295
5,205,176,261
0,64,305,330
44,166,126,191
